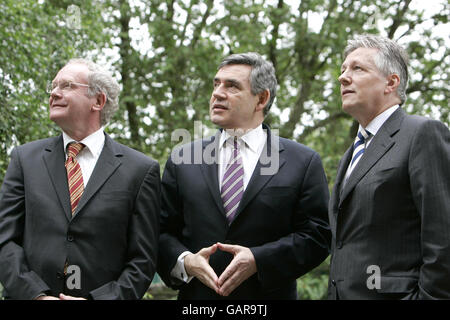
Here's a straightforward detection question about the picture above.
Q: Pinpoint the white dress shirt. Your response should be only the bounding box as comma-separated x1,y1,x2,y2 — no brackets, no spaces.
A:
218,125,267,189
343,105,400,184
170,124,267,283
62,127,105,187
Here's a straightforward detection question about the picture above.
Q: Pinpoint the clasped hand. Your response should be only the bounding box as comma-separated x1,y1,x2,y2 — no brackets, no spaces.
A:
36,294,86,300
184,242,257,296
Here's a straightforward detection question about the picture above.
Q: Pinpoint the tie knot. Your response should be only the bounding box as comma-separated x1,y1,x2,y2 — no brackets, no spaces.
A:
67,142,85,159
225,136,240,150
357,128,371,142
232,137,239,149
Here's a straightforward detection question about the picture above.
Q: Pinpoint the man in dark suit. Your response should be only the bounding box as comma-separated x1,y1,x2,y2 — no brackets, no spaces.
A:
328,34,450,299
158,52,331,299
0,59,160,299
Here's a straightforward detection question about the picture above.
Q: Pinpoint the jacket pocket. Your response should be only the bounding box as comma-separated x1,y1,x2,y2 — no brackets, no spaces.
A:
377,275,418,293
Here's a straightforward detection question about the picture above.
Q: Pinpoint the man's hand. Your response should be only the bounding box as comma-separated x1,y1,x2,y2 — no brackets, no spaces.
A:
184,243,220,294
216,242,257,296
59,294,86,300
35,295,60,300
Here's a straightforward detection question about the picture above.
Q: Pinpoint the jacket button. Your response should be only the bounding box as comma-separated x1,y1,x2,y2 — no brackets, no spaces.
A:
337,241,343,249
67,235,74,242
331,279,336,286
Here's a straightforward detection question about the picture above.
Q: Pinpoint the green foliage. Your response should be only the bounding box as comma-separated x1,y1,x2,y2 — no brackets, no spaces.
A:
142,291,154,300
1,0,448,182
0,0,112,180
0,0,448,300
297,257,330,300
106,0,449,190
144,284,178,300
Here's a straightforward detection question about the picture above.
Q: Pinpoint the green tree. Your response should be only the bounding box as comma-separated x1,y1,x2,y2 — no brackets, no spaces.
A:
103,0,449,186
0,0,112,180
100,0,450,300
0,0,448,299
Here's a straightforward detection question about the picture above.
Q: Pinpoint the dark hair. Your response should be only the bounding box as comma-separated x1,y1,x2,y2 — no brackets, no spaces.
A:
219,52,277,115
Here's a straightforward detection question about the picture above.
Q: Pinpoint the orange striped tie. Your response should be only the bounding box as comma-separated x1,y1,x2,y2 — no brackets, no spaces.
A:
65,142,85,214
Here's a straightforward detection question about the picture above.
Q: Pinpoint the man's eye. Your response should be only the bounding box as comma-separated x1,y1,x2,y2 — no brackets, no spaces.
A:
61,81,71,89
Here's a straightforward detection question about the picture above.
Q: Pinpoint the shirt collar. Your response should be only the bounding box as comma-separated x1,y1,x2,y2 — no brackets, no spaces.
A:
363,105,400,136
219,124,265,153
63,127,105,158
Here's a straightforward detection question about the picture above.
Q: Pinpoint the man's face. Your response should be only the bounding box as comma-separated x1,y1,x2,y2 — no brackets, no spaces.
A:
49,63,97,133
209,64,261,130
339,47,388,121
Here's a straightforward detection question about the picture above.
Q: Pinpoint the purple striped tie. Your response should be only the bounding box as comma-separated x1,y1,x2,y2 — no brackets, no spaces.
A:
221,137,244,224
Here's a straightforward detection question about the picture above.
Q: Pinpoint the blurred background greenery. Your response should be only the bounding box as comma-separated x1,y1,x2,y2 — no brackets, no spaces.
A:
0,0,448,299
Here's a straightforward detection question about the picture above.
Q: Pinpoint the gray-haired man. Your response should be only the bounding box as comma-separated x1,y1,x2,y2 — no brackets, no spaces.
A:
157,52,331,299
0,59,160,299
328,34,450,299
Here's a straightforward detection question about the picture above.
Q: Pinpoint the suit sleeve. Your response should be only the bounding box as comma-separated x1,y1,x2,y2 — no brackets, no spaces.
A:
250,151,331,290
0,147,51,299
157,156,190,289
409,120,450,299
89,160,161,300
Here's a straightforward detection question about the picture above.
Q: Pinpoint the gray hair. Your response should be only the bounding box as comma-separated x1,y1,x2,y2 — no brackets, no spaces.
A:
65,58,120,125
344,34,409,105
219,52,277,115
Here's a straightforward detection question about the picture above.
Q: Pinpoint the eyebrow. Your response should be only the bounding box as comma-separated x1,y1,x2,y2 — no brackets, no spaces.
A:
52,77,75,85
214,78,243,88
341,59,359,70
344,56,372,67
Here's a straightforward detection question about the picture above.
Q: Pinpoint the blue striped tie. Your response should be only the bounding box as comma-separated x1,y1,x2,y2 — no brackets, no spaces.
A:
350,128,371,169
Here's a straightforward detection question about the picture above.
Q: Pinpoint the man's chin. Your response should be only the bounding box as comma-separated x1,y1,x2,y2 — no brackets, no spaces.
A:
49,113,60,123
341,103,355,115
210,114,224,127
49,112,66,127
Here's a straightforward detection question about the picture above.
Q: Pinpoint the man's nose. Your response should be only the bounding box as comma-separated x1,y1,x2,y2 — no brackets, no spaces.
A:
338,71,351,85
212,85,226,99
50,88,63,100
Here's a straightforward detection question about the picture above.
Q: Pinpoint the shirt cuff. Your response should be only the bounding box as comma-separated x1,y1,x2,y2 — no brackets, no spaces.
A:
33,293,48,300
170,251,194,283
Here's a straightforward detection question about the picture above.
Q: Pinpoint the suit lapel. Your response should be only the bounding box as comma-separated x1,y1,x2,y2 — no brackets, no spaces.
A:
43,136,72,221
334,146,353,205
72,134,122,218
199,132,226,216
233,125,286,222
199,126,286,223
339,108,405,206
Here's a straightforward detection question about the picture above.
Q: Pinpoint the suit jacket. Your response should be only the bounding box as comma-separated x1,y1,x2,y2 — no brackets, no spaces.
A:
158,125,331,299
328,108,450,299
0,134,160,299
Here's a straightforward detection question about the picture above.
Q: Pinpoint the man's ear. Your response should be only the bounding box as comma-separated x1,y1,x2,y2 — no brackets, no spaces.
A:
385,74,400,95
91,92,107,111
256,89,270,112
